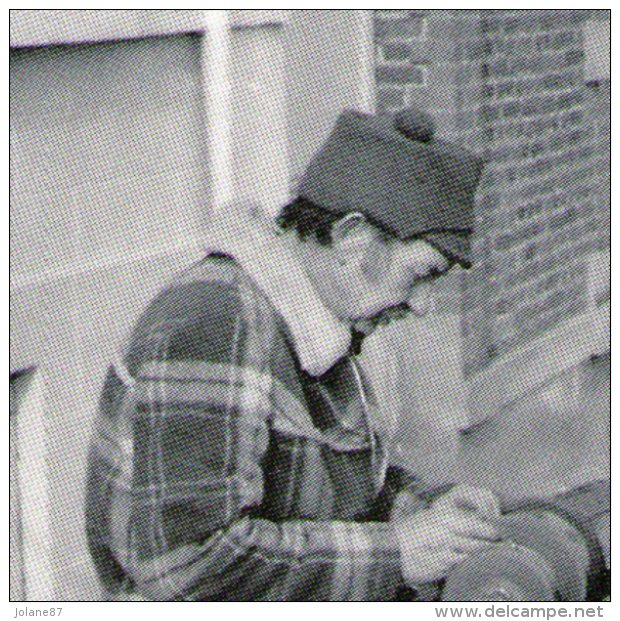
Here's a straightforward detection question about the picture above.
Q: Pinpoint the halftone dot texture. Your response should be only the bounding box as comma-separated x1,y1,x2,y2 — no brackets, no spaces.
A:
10,10,609,601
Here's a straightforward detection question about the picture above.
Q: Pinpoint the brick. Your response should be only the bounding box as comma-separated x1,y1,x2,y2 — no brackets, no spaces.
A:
555,92,583,111
507,35,539,57
480,104,501,123
513,290,568,328
564,49,585,66
548,128,582,150
522,243,538,261
515,294,583,341
494,298,512,314
517,202,544,221
486,59,510,78
569,233,609,258
550,209,585,234
502,101,520,118
534,267,579,295
539,52,574,73
480,15,504,36
539,10,579,30
550,31,577,49
503,262,541,288
494,222,543,251
522,142,546,159
529,117,561,134
509,55,539,74
463,40,486,61
541,73,569,91
516,77,549,98
498,13,533,34
521,94,557,117
529,157,555,176
535,33,552,51
380,42,412,62
375,12,426,39
560,109,583,126
564,128,584,145
376,65,426,85
495,81,515,98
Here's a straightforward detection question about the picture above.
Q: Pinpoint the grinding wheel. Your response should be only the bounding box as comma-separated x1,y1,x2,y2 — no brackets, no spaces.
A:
500,510,590,601
442,543,557,602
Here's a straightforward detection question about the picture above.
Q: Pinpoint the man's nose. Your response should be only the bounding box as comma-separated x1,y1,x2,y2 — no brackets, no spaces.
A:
407,282,433,316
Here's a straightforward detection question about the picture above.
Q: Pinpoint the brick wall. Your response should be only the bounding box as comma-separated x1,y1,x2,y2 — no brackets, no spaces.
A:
374,9,610,377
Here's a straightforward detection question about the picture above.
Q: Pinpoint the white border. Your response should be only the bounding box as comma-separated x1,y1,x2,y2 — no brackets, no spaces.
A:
355,10,376,114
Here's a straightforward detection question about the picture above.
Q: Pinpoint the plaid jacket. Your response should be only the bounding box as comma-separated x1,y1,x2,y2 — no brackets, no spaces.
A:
85,253,425,601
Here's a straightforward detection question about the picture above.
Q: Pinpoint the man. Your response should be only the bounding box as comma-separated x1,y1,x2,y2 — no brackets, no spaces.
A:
86,108,500,601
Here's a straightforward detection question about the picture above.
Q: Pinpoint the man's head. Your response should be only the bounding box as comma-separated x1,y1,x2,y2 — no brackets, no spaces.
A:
277,196,454,334
279,108,485,334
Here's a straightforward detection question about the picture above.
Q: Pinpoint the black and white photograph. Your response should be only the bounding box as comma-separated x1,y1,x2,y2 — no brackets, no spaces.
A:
9,9,611,607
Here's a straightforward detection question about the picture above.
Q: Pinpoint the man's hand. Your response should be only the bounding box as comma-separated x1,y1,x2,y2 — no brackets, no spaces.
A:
392,484,502,586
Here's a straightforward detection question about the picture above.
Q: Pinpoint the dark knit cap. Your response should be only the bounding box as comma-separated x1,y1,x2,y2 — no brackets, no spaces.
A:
297,109,486,268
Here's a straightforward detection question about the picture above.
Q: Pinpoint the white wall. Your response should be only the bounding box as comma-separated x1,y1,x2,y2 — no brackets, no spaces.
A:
10,34,207,600
231,25,288,216
284,10,374,185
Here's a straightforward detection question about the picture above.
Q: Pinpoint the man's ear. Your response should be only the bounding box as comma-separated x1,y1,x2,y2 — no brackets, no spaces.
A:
331,213,375,266
333,212,388,275
331,212,372,247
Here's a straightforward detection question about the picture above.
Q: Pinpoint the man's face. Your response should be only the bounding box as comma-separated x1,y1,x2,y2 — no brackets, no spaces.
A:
328,218,454,334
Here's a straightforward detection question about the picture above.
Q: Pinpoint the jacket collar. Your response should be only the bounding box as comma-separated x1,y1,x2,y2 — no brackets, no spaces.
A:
203,205,352,377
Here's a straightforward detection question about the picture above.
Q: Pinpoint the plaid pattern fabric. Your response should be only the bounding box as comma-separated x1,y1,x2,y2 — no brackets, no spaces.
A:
86,254,418,601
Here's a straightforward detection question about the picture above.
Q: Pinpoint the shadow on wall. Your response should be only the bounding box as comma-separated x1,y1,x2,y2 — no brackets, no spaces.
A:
458,352,610,502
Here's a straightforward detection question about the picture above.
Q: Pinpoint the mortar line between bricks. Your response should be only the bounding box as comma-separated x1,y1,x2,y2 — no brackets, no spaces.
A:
375,35,427,45
424,54,576,71
478,91,588,112
491,145,600,173
416,100,585,118
471,106,585,130
448,110,584,139
484,81,584,96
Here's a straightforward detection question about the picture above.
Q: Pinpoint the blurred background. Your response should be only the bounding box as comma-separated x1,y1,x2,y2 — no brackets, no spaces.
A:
9,10,609,600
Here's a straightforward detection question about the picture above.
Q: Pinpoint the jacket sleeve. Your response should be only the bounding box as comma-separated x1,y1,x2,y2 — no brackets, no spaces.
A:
119,282,404,601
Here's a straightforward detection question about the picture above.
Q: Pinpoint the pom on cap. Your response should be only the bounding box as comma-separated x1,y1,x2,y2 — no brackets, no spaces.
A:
393,109,435,143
